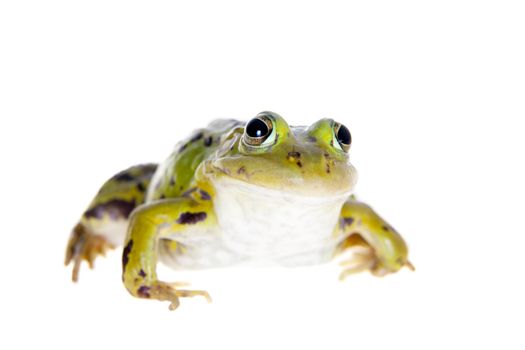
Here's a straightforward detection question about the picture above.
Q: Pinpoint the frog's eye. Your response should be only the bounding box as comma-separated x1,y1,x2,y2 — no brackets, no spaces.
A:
333,122,351,152
243,115,275,147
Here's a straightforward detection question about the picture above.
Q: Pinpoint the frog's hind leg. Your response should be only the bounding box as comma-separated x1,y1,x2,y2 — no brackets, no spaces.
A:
65,163,158,282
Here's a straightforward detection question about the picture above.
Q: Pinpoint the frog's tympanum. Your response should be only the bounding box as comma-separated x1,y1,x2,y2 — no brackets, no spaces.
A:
65,112,413,310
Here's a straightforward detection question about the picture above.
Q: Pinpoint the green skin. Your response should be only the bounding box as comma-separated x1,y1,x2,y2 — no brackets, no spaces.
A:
65,112,413,310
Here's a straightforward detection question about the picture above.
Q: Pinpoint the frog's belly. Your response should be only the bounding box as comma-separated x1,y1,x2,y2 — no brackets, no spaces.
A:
160,178,349,269
162,225,339,269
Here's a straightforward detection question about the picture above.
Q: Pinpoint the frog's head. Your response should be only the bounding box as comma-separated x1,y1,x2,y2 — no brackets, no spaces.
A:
203,111,357,197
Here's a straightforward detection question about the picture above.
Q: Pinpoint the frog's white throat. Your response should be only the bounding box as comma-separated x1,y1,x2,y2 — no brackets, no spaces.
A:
209,177,351,266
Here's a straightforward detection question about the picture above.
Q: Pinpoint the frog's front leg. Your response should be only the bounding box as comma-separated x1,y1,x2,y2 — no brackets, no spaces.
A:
122,197,215,310
335,198,414,280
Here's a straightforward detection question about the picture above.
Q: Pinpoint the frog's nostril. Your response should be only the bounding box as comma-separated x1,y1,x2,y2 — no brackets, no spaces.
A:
287,151,301,161
287,151,303,168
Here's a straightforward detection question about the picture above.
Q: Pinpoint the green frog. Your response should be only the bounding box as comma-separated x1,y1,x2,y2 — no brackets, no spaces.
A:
65,111,413,310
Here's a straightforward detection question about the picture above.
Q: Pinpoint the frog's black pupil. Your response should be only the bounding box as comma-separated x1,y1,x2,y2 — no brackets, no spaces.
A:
246,118,269,138
337,124,351,145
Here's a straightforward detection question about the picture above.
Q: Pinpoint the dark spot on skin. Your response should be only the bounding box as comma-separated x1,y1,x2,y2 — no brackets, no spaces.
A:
177,212,207,225
139,269,146,278
288,151,301,159
136,182,146,192
237,166,246,174
297,161,302,168
122,239,133,271
113,172,134,182
137,285,151,298
182,188,197,197
204,136,213,147
382,225,390,232
110,164,156,183
159,194,166,199
85,199,136,220
190,132,204,143
141,164,158,175
179,185,183,190
169,177,176,186
307,136,317,142
341,217,355,229
326,163,331,173
199,190,211,200
323,152,330,159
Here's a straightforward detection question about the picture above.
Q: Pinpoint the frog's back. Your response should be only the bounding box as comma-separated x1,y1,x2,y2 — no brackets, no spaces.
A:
145,119,243,202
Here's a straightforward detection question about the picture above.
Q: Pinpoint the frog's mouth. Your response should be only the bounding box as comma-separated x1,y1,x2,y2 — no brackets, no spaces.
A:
206,160,357,198
209,167,356,203
213,174,354,203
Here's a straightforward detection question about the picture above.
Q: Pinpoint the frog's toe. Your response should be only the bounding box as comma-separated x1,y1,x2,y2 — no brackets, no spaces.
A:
170,288,212,311
369,256,416,276
338,245,415,279
141,281,212,311
65,223,114,282
338,247,376,280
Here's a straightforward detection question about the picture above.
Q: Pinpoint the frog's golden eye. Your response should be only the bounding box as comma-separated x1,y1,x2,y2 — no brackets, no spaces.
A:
333,122,351,152
243,115,275,147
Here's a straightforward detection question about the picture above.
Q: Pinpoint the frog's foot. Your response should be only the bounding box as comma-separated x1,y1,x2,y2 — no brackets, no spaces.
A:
337,234,415,280
338,246,376,280
65,223,114,282
137,281,212,311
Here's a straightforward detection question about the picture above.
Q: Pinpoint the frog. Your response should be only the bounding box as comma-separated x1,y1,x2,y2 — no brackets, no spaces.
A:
65,111,413,310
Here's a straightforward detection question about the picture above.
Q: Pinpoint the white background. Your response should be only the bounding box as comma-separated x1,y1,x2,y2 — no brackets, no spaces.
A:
1,1,524,349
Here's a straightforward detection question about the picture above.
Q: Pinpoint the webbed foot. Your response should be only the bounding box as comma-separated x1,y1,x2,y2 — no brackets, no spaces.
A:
336,234,415,280
65,223,114,282
136,281,212,311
